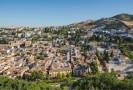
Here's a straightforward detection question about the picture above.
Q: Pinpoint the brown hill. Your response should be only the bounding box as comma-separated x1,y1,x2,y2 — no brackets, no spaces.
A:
67,13,133,30
112,13,133,28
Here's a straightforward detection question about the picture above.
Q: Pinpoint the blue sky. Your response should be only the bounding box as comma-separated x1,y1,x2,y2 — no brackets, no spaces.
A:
0,0,133,27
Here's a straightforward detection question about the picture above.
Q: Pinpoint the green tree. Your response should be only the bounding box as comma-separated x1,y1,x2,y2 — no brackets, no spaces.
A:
103,50,110,63
31,71,44,81
57,72,62,80
90,62,99,74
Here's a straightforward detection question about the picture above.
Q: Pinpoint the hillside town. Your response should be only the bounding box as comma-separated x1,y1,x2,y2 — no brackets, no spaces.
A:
0,0,133,89
0,20,132,80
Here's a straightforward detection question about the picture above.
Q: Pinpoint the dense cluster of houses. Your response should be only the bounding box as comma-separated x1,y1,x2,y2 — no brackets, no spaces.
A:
0,27,132,79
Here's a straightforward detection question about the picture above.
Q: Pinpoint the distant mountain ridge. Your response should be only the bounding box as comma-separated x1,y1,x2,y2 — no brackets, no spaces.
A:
68,20,95,30
112,13,133,21
68,13,133,30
